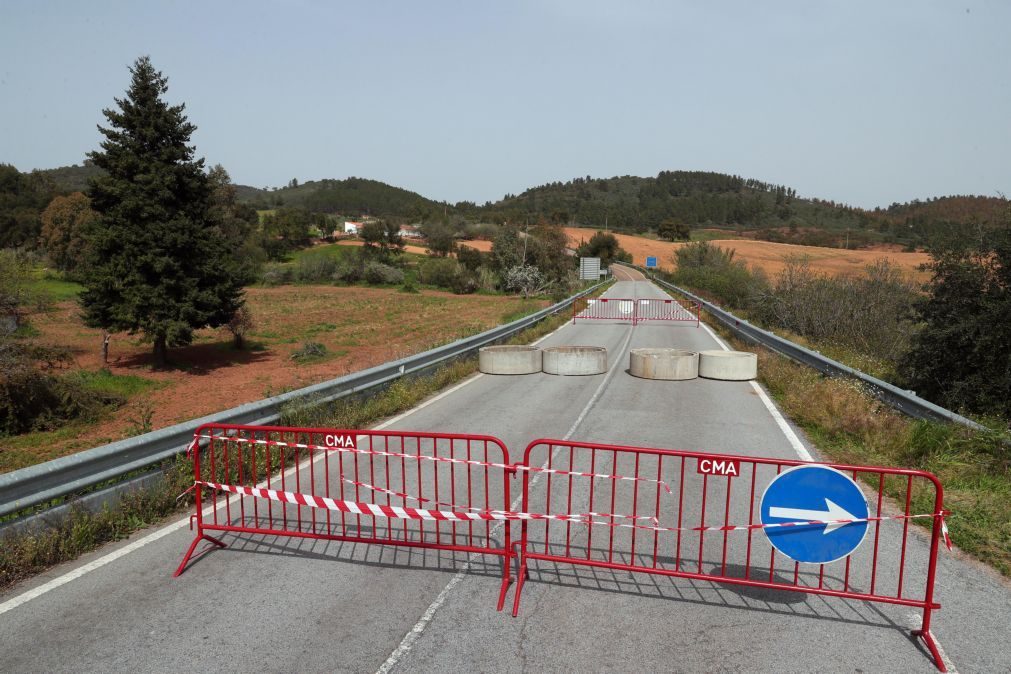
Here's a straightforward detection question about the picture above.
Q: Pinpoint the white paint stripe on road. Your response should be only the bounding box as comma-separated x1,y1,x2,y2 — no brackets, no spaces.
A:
376,323,637,674
698,317,813,462
907,613,958,673
0,299,585,616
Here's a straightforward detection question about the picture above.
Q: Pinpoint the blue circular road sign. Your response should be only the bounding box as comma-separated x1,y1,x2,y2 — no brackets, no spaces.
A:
760,465,869,564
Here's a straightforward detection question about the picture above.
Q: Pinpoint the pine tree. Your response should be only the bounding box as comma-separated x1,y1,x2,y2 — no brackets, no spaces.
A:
81,56,244,367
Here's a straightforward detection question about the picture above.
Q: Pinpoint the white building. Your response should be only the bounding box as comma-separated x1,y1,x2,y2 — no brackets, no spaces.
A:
344,221,363,235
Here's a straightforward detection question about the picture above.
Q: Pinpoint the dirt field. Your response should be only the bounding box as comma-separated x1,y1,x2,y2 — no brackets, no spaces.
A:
564,227,930,280
335,239,493,254
4,287,545,465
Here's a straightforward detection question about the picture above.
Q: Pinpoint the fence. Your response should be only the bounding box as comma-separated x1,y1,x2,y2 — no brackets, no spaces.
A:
572,296,700,326
174,423,516,610
174,426,948,670
510,438,948,671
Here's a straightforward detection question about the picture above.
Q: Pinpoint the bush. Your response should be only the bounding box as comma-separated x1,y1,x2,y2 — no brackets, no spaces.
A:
290,341,327,362
295,254,339,284
419,258,462,288
261,263,292,286
363,261,405,285
226,305,254,349
332,259,364,284
0,343,119,435
671,242,769,310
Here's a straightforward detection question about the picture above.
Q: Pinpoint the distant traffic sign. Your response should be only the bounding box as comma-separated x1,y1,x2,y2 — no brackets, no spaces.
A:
760,465,869,564
645,256,658,268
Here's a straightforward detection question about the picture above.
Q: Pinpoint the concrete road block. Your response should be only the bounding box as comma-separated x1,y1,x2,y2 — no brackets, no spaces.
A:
478,345,543,375
542,346,608,376
698,350,758,381
629,348,699,380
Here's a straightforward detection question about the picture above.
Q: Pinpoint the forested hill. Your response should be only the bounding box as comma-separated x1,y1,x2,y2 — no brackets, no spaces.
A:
481,171,871,235
26,163,1008,249
237,177,449,219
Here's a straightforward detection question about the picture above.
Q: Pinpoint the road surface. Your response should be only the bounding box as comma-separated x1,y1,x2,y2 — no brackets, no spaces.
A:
1,269,1009,673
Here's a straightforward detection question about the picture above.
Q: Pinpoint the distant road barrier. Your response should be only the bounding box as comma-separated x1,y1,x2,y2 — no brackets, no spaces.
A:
572,296,700,327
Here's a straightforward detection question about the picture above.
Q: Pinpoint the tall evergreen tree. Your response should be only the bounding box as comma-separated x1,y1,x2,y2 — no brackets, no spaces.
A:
81,56,244,367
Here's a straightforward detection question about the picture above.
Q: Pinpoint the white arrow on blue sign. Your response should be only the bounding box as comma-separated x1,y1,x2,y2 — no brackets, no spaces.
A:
760,465,869,564
645,256,658,268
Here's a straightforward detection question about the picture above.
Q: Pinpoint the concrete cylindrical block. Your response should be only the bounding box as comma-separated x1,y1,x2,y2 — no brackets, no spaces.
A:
698,350,758,381
629,348,699,380
478,345,542,375
542,346,608,376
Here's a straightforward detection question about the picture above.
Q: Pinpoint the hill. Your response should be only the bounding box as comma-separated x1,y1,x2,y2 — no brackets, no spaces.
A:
36,162,104,192
237,177,449,220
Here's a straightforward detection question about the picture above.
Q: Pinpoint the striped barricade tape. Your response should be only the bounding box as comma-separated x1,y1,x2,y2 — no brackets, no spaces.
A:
195,480,951,548
194,434,672,493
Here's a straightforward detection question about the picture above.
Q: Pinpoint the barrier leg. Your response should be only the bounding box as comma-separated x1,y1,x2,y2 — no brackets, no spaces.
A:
173,532,226,577
913,618,946,673
510,540,528,617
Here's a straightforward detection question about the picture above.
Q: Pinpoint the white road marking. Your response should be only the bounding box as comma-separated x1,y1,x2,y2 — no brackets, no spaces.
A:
376,318,637,674
698,318,813,461
0,298,587,616
906,613,958,673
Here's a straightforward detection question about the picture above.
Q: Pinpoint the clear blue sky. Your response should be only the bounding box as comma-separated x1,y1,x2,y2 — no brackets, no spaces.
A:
1,0,1008,208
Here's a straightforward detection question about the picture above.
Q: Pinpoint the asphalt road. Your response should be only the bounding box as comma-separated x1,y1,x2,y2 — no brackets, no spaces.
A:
1,268,1009,673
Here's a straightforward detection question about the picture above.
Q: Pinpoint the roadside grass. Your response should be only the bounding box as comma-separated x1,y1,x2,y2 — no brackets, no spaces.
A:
26,269,85,302
68,368,163,398
0,281,611,591
713,324,1011,577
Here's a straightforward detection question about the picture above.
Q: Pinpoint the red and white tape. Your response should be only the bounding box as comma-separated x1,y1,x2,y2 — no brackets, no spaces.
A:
197,480,950,548
195,434,672,492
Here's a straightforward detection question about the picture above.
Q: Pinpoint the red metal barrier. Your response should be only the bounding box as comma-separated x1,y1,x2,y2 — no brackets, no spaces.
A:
634,297,700,327
572,296,700,326
511,439,948,671
175,423,515,610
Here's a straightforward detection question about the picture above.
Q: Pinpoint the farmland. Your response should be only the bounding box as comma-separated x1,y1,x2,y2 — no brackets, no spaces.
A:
564,227,931,280
1,287,547,470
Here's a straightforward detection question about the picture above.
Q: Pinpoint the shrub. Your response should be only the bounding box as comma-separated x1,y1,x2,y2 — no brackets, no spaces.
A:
363,261,405,285
332,259,364,284
290,341,328,362
419,258,462,288
295,254,338,284
226,306,254,349
261,263,292,286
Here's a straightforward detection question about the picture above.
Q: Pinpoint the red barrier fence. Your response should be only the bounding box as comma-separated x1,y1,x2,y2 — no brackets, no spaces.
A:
174,426,948,670
572,296,700,327
174,423,515,609
510,439,948,671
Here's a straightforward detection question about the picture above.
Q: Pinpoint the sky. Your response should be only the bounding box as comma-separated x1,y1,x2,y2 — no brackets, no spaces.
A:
1,0,1008,209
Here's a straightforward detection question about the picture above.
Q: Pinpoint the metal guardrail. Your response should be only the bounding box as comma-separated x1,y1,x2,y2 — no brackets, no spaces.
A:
631,266,985,431
0,281,609,519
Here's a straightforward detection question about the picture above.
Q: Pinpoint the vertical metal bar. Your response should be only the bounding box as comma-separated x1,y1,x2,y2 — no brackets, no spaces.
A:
352,435,361,534
323,435,331,536
279,435,287,528
466,439,474,546
337,434,346,533
237,434,246,525
385,435,392,540
251,434,259,527
450,438,458,543
897,474,914,598
544,444,555,555
675,456,686,571
209,435,218,525
294,440,302,532
607,450,618,563
368,435,377,539
483,439,490,549
745,462,757,580
631,453,641,567
432,437,441,545
651,456,662,569
869,472,885,595
308,434,317,534
586,447,597,560
698,471,709,574
264,434,273,528
223,435,232,524
565,448,575,558
720,473,732,576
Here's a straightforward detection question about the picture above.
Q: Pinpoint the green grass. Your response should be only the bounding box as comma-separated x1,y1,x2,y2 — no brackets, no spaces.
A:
27,273,85,302
710,321,1011,577
69,369,163,398
500,300,546,324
